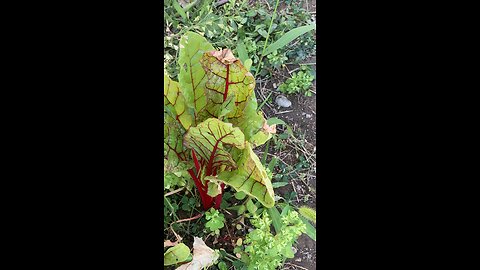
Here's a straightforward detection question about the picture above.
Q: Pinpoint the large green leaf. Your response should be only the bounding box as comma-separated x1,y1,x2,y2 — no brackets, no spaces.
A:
218,142,275,208
178,32,215,123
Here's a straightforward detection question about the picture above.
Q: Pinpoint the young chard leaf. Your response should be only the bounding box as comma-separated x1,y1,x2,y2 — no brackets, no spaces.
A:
218,142,275,208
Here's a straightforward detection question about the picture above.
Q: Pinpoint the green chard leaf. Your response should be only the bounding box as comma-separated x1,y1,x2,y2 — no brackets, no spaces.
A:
199,49,255,120
178,32,215,122
164,73,194,130
218,142,275,208
198,48,272,144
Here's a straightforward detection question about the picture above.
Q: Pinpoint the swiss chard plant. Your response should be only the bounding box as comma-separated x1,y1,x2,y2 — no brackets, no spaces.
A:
164,31,276,210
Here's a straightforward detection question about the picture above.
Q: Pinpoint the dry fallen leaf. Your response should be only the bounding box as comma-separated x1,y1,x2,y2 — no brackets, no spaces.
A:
176,237,219,270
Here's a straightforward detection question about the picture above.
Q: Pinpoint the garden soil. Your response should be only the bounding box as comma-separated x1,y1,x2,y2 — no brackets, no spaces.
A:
258,1,317,267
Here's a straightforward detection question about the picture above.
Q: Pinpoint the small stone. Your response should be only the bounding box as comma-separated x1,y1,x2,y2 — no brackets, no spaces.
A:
306,114,312,118
275,95,292,108
236,253,242,258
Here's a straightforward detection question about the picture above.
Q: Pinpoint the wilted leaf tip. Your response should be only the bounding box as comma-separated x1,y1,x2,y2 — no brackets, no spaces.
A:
262,122,276,134
209,49,237,65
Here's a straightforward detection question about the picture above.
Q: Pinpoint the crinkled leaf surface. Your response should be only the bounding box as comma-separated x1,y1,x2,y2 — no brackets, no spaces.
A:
198,49,268,144
164,243,191,266
164,113,188,162
164,73,194,130
199,49,255,120
230,92,267,143
218,142,275,208
183,118,245,173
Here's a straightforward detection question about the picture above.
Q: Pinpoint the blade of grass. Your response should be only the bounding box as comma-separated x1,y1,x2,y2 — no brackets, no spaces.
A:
172,0,187,20
254,0,280,77
267,206,282,234
264,24,316,56
256,91,272,112
261,139,270,165
183,0,201,12
272,182,289,188
236,41,249,63
267,156,278,172
280,204,291,217
300,216,316,241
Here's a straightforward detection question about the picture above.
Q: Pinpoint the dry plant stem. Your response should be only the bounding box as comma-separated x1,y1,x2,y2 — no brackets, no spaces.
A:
164,187,185,197
275,110,293,114
171,213,204,224
285,262,310,270
263,0,271,10
288,67,300,74
286,62,316,66
291,179,300,203
170,225,182,243
225,221,233,239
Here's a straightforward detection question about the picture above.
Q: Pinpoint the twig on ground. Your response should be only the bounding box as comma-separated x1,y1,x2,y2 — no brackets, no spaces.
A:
291,180,300,203
165,225,183,248
164,187,185,197
264,0,271,10
171,213,204,224
285,262,310,270
286,62,316,66
288,67,300,74
275,110,293,115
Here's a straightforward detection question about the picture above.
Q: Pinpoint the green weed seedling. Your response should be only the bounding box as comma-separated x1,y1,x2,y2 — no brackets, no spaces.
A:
278,65,315,96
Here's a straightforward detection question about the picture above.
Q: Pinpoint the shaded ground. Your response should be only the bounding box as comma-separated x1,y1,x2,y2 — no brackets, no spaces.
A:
254,54,317,269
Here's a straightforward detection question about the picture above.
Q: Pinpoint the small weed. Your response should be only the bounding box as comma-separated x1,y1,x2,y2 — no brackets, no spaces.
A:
279,65,315,96
205,208,225,235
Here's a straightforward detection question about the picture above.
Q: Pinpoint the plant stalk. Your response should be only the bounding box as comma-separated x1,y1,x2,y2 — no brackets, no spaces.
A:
255,0,281,77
